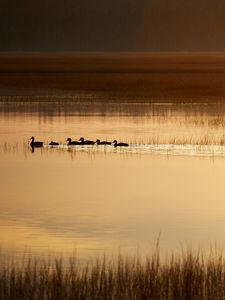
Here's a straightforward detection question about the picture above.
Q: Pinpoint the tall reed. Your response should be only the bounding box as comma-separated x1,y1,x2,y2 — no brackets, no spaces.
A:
1,249,225,300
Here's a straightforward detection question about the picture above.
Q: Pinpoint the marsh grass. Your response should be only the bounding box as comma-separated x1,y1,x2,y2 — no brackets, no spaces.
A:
3,135,225,158
1,249,225,300
143,134,225,147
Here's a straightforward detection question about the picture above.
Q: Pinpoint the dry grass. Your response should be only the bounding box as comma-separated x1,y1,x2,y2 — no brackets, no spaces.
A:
142,134,225,147
1,250,225,300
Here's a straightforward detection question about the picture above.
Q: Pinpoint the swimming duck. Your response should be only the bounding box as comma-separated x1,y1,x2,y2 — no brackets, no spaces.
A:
30,136,43,148
96,139,111,145
49,141,59,146
79,137,95,145
66,138,80,145
113,140,129,147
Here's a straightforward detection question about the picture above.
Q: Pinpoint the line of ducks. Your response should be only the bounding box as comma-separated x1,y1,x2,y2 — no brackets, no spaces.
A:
30,136,129,148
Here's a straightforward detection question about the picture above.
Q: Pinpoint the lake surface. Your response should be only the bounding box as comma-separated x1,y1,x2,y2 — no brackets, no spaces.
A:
1,100,225,260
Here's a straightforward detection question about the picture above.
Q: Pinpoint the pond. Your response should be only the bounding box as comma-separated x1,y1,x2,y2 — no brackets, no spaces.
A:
1,100,225,260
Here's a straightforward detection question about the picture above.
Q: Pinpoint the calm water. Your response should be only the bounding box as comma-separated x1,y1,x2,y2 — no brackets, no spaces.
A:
1,100,225,259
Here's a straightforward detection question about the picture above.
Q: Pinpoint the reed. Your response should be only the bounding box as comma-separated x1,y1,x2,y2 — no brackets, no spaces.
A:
143,134,225,146
1,249,225,300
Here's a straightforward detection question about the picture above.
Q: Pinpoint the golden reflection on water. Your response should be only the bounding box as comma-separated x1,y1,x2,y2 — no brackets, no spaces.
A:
1,151,225,258
1,103,225,259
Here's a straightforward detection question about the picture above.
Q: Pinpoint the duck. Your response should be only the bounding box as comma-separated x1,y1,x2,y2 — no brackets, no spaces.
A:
79,137,95,145
96,139,111,145
49,141,59,146
30,136,43,148
66,138,80,145
113,140,129,147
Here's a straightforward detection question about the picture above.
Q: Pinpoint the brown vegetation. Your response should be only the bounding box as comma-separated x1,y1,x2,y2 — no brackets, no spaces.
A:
1,53,225,101
1,250,225,300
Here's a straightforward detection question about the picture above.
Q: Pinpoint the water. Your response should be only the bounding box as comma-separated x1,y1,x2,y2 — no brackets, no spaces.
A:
1,100,225,260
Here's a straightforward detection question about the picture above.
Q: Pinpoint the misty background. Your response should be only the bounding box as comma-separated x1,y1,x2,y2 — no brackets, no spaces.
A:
0,0,225,52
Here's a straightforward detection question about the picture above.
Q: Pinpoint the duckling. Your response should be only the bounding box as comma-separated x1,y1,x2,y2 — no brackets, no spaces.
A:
79,137,95,145
30,136,43,148
49,141,59,146
66,138,80,145
113,140,129,147
96,139,111,145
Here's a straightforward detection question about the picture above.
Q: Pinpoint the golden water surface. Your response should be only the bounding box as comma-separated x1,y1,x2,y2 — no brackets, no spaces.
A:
1,101,225,259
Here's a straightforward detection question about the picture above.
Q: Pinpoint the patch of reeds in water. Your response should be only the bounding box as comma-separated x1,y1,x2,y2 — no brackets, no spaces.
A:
144,134,225,146
1,249,225,300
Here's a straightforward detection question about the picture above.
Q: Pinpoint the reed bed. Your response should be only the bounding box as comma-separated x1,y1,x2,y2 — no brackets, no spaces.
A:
1,250,225,300
3,135,225,157
133,134,225,147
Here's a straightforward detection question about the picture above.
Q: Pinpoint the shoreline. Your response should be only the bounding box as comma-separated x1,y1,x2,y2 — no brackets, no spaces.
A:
1,53,225,101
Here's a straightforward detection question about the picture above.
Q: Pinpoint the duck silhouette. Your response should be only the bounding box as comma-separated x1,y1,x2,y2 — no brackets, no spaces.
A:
113,140,129,147
49,141,59,146
79,137,95,145
96,139,111,145
66,138,80,145
30,136,43,148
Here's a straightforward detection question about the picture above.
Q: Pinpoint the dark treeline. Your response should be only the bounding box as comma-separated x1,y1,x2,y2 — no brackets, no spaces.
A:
2,0,225,52
0,0,143,51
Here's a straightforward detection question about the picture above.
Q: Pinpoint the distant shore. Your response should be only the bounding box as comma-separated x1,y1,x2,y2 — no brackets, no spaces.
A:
1,52,225,102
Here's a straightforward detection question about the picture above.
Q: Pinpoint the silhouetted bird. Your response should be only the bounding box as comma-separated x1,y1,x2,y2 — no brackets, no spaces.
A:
66,138,80,145
96,139,111,145
49,141,59,146
113,140,129,147
30,136,43,148
79,137,95,145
